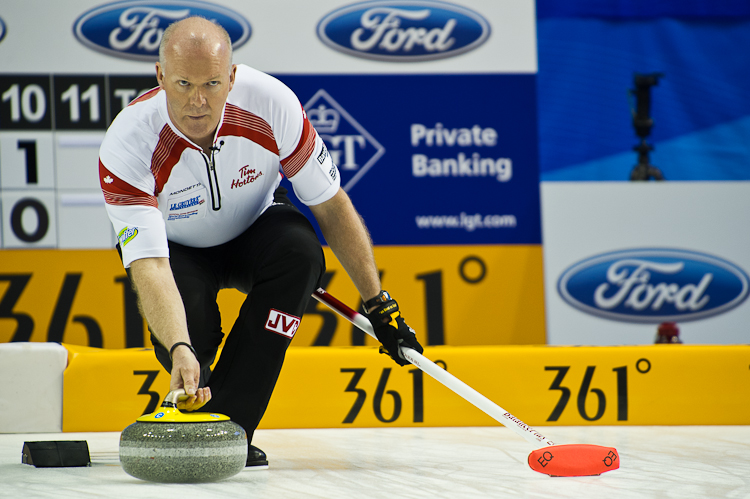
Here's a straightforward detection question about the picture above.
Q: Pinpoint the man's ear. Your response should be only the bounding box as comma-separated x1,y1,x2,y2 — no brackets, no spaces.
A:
155,62,165,89
228,64,237,92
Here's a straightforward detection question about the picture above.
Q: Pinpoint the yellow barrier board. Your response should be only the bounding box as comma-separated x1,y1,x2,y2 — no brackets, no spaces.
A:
1,246,546,348
221,245,546,346
62,344,750,432
63,344,171,432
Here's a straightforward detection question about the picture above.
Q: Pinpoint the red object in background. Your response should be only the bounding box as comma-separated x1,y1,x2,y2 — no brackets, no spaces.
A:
655,322,682,343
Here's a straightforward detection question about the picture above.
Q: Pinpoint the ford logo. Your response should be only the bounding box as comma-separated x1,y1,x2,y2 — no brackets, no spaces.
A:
558,249,750,323
73,0,251,61
0,17,6,44
317,0,490,62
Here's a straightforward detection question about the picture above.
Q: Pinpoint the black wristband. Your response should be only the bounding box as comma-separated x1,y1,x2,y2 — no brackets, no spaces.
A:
364,290,392,312
169,341,198,361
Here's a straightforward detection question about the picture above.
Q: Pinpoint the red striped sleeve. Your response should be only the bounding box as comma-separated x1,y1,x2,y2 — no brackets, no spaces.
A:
100,125,194,206
219,104,278,155
151,125,197,195
280,106,315,179
99,161,157,208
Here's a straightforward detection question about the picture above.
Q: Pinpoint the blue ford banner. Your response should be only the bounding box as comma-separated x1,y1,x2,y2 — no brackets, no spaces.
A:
558,248,750,323
317,0,491,62
73,0,251,61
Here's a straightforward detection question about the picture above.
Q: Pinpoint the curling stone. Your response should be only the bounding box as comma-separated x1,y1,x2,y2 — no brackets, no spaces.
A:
120,389,247,483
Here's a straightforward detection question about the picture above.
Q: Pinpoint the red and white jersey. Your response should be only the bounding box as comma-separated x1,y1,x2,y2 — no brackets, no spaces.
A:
99,64,339,268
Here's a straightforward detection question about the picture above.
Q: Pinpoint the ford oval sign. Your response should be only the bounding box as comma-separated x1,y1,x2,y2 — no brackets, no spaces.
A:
558,249,750,323
73,0,251,61
317,0,490,62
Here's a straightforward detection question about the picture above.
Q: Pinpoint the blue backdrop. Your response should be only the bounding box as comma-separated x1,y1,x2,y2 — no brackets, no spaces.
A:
536,1,750,180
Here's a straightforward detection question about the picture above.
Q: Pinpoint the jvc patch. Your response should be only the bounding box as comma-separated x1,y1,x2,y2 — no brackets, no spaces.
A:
264,309,301,339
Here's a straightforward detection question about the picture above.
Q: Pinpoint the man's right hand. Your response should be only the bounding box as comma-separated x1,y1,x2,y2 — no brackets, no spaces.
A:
364,291,424,366
176,386,211,411
170,344,211,411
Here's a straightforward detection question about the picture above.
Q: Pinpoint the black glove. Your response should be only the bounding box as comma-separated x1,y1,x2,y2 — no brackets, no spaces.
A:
364,290,423,366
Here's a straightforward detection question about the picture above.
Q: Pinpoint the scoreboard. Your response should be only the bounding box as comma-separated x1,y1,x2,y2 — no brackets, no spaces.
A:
0,74,156,249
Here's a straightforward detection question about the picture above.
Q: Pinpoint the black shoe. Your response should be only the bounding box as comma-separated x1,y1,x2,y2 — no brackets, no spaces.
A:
245,444,268,469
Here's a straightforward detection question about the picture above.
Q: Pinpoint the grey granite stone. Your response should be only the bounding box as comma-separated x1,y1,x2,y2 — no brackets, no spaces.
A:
119,421,247,483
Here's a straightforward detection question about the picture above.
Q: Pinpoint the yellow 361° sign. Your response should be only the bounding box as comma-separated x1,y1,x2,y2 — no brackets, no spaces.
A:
0,245,546,348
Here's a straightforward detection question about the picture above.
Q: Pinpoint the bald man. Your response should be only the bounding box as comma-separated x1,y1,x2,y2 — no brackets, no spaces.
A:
99,16,422,468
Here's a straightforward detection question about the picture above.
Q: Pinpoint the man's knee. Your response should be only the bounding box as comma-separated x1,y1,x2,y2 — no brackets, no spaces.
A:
266,214,325,282
280,232,325,285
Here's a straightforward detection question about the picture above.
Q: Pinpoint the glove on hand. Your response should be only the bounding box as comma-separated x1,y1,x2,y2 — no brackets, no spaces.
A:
364,290,424,366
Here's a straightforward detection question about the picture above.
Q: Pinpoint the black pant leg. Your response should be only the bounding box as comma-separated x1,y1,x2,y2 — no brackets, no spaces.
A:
201,205,325,442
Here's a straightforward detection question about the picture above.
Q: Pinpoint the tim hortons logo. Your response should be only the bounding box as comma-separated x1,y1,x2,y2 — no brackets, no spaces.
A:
231,165,263,189
265,309,301,339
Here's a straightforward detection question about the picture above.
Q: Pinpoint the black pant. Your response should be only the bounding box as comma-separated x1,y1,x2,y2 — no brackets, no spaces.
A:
144,191,325,442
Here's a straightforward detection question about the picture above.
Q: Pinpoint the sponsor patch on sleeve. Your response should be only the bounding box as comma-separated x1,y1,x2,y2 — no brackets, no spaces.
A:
118,226,138,246
317,143,329,164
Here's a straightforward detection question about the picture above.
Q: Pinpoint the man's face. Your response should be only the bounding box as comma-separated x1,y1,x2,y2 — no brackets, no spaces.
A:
156,45,235,148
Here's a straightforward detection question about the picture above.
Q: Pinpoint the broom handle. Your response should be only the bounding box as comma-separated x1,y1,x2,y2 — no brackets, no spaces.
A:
312,288,555,447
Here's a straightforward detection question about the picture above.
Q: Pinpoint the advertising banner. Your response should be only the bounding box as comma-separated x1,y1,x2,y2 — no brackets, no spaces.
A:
0,0,542,347
61,343,750,431
0,246,546,348
542,182,750,345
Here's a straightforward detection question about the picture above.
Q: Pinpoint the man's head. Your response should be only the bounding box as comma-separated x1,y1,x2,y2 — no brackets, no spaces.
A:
156,16,236,149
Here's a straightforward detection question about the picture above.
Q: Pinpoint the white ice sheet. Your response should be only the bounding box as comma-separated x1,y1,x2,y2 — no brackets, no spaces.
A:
2,426,749,498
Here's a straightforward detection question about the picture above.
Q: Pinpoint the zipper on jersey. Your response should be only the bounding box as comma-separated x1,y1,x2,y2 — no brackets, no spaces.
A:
203,151,222,211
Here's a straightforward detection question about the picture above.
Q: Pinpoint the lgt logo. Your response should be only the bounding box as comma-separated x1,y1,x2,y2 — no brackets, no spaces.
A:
304,89,384,192
265,309,301,339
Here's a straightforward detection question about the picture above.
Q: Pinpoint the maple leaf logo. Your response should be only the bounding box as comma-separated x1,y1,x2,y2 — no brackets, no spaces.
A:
103,176,113,184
